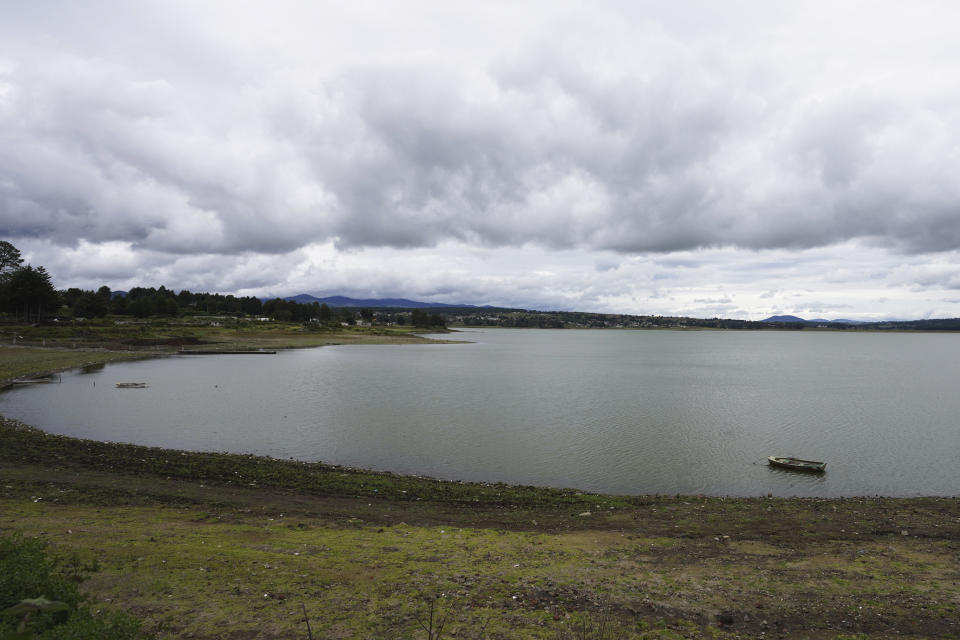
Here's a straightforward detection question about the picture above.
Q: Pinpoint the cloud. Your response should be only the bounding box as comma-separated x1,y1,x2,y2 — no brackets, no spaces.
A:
891,260,960,291
2,2,960,319
3,2,960,262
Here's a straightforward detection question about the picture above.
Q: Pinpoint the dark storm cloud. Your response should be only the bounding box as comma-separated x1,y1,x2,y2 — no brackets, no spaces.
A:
305,57,746,253
2,1,960,264
0,53,344,255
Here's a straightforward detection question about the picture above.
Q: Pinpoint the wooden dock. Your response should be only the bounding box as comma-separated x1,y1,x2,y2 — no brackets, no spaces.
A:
178,350,277,355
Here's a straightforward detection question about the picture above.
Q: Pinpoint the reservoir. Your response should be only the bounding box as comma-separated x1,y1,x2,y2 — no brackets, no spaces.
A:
3,328,959,497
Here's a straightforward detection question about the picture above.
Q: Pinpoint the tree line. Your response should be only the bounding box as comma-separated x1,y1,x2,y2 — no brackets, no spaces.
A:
0,240,446,328
8,239,958,332
0,241,59,322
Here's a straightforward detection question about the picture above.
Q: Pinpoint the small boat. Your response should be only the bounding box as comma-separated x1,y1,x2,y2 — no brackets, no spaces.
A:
767,456,826,472
115,382,148,389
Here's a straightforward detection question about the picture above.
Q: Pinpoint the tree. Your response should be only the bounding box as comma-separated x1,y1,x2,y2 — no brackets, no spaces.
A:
156,296,180,316
60,287,87,308
240,296,262,316
110,294,129,315
263,298,285,318
73,292,109,318
177,289,196,308
0,265,61,321
127,297,156,318
0,241,23,279
318,303,332,322
411,309,429,327
126,286,156,301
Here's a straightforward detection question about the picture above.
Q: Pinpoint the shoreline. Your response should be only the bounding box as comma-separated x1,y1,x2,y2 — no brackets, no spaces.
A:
3,414,959,639
3,342,960,637
2,342,957,501
0,327,461,384
4,412,960,508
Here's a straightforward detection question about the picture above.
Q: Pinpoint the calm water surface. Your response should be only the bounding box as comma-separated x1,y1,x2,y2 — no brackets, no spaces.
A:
3,329,960,497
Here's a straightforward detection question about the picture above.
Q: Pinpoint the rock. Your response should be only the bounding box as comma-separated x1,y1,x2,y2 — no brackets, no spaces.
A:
716,611,734,626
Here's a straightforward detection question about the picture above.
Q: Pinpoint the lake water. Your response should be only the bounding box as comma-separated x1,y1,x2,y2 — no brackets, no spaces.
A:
3,329,959,497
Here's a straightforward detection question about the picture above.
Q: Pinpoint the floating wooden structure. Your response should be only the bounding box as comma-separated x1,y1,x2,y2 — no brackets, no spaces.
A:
178,350,277,355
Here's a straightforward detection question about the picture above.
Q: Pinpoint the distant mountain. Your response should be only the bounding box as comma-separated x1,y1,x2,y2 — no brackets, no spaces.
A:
762,315,808,323
764,315,867,325
278,294,480,309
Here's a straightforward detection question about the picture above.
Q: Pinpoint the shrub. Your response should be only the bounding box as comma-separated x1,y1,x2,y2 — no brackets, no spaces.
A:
0,532,145,639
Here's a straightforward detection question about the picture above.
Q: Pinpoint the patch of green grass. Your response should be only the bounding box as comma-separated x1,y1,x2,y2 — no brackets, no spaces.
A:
0,347,146,384
0,319,456,358
0,531,143,639
2,500,761,639
1,505,572,638
2,477,959,639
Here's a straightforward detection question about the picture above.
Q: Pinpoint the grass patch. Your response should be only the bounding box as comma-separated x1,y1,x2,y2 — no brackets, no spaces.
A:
1,531,143,639
0,347,146,384
0,320,457,358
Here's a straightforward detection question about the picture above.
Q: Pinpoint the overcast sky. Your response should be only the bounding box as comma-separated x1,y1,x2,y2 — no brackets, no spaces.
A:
2,1,960,319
